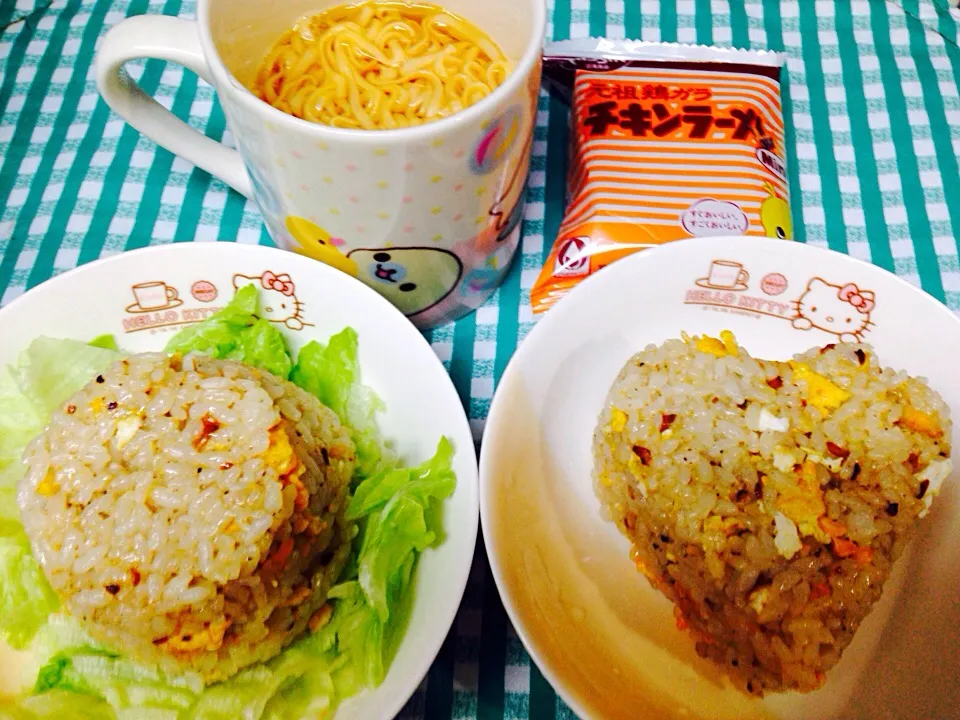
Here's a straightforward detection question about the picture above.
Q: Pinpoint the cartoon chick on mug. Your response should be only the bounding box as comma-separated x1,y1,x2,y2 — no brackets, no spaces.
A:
285,216,358,276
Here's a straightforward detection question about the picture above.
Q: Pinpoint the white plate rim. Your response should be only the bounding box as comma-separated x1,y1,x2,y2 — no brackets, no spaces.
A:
479,235,960,720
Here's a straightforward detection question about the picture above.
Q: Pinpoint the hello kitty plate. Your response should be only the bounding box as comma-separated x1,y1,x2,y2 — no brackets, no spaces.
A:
0,242,478,720
480,236,960,720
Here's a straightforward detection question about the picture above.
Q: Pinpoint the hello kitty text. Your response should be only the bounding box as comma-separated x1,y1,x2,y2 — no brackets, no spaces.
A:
684,288,794,318
122,305,224,334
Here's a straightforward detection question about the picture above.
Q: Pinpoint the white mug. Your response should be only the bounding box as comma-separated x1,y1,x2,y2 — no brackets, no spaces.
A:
95,0,546,329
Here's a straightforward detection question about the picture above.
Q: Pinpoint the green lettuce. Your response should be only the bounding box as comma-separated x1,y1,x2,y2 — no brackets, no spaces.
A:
0,690,112,719
0,338,119,650
291,329,392,480
165,284,391,477
0,290,457,719
0,338,121,489
348,438,456,624
0,525,60,650
87,335,120,352
0,365,44,482
165,284,292,380
0,336,121,493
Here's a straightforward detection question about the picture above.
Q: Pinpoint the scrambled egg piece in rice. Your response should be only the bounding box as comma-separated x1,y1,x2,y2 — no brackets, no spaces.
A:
789,362,851,415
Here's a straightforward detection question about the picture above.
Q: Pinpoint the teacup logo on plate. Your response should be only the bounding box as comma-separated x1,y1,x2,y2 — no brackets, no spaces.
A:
684,260,877,340
122,280,224,334
696,260,749,291
127,281,182,313
232,272,313,331
347,247,463,317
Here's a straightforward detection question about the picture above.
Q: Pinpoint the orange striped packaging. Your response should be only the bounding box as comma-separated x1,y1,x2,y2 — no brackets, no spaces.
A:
532,41,791,314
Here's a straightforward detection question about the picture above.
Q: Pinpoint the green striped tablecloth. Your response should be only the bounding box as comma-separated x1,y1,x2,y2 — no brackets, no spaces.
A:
3,0,960,717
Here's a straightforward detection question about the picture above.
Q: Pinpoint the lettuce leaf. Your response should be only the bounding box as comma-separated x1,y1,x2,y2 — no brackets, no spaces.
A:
0,338,120,490
0,525,60,649
348,438,455,645
164,284,292,380
87,335,120,352
167,289,388,477
290,329,391,479
13,338,121,420
0,338,118,650
0,689,113,719
0,365,44,478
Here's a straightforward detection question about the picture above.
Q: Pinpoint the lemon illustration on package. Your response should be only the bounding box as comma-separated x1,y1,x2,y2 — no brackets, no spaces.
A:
347,247,463,317
760,183,792,240
285,216,359,276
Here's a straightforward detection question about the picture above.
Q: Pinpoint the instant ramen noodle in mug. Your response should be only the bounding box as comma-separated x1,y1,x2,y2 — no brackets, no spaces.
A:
532,40,792,314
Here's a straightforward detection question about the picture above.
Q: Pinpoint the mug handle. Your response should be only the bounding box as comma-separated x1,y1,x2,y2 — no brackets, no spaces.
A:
95,15,253,198
166,285,179,300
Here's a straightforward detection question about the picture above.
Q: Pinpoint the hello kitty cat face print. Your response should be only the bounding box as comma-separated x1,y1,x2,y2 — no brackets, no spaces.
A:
232,271,311,330
791,277,875,343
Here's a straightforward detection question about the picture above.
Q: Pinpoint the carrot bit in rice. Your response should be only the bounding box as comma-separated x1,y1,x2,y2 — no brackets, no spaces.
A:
660,413,677,433
631,445,652,466
309,603,333,633
897,405,943,439
280,585,313,608
261,537,295,576
831,537,859,559
193,412,221,450
817,516,847,539
810,582,831,600
825,441,849,459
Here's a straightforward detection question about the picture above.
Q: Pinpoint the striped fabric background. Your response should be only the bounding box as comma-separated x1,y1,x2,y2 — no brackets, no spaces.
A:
2,0,960,717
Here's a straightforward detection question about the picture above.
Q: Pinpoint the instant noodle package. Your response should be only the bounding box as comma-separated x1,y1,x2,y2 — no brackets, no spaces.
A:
532,40,792,313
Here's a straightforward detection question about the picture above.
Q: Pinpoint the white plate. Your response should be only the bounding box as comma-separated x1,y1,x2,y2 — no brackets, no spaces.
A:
0,242,479,720
480,236,960,720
